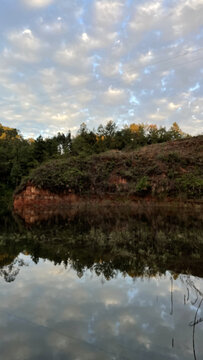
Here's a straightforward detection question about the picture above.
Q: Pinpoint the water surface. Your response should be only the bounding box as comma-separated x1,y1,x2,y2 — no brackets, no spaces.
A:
0,206,203,360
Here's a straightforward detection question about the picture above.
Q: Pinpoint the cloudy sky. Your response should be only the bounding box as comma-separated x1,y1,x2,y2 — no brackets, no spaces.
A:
0,0,202,138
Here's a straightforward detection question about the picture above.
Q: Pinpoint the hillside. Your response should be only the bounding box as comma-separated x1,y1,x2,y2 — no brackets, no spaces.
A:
14,135,203,203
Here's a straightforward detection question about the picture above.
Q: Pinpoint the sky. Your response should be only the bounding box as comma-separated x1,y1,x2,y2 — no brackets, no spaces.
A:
0,0,202,138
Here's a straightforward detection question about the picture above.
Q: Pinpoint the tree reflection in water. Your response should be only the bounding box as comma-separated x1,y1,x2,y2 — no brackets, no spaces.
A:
0,257,28,282
0,205,203,281
180,276,203,360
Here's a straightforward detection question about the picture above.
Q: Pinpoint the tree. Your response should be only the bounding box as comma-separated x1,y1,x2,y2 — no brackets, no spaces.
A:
33,135,47,163
72,124,97,156
78,122,88,136
147,124,158,144
102,121,117,149
170,122,183,140
104,121,117,137
129,123,147,147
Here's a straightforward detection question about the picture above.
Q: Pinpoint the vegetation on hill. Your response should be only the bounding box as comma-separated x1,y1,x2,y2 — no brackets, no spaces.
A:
15,135,203,200
1,120,202,204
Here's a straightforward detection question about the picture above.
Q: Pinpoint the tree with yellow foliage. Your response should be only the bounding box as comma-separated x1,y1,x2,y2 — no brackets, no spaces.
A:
170,122,183,139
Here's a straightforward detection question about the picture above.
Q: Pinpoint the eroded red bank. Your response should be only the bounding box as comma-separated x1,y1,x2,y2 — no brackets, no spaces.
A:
13,184,203,225
14,185,79,208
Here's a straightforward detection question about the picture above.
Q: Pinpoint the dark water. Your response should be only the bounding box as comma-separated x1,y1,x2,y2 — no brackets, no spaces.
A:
0,206,203,360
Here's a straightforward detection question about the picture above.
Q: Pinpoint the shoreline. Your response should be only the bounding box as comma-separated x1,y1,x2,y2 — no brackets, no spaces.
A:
13,185,203,224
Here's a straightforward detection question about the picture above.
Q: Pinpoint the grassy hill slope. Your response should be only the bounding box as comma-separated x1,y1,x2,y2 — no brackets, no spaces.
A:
15,135,203,200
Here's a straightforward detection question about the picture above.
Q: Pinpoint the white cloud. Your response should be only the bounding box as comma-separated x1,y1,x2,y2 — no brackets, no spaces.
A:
39,18,65,33
55,48,76,64
22,0,54,8
66,74,89,87
4,28,43,63
139,51,154,64
94,0,124,27
102,86,127,105
76,91,94,104
171,0,203,36
100,61,121,78
168,102,181,110
122,70,139,84
129,1,163,32
81,32,88,42
8,28,41,51
149,113,166,121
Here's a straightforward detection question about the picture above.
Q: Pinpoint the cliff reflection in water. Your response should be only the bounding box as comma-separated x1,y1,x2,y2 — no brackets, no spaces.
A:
0,206,203,360
0,204,203,281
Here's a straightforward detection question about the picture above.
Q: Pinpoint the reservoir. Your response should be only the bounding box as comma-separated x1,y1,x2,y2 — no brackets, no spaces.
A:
0,205,202,360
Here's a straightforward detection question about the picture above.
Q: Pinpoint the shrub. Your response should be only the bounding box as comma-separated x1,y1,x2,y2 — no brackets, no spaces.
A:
175,174,203,198
158,152,181,163
135,176,151,195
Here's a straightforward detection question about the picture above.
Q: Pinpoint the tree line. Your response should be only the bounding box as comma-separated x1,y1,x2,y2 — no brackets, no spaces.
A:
0,121,188,201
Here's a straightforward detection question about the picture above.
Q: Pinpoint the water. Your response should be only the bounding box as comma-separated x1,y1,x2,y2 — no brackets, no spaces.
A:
0,206,203,360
